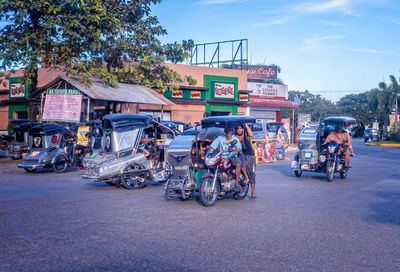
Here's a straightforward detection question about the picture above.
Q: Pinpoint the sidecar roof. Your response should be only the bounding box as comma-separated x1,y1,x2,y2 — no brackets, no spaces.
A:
103,114,153,132
201,115,256,129
29,124,72,136
320,116,356,127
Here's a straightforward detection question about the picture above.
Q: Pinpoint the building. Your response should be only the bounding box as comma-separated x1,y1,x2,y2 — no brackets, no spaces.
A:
138,63,251,123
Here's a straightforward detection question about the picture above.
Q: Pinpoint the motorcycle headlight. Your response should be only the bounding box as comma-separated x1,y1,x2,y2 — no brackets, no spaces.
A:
328,146,336,153
319,155,326,162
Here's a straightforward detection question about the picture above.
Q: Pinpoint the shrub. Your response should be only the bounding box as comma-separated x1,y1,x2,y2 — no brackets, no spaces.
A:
388,131,400,142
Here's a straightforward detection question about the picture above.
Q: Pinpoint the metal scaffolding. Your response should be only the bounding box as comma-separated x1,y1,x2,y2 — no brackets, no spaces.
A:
189,39,248,68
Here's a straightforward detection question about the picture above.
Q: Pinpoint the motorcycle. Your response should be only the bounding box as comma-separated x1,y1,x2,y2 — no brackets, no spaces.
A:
199,140,249,207
325,141,348,182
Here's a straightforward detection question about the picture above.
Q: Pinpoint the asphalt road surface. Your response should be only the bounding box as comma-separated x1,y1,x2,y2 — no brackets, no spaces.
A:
0,139,399,272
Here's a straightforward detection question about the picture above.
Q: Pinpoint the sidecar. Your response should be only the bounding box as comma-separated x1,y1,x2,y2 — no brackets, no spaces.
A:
81,114,175,189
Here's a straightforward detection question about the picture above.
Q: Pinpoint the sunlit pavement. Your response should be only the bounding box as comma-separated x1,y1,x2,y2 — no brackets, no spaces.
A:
0,139,399,272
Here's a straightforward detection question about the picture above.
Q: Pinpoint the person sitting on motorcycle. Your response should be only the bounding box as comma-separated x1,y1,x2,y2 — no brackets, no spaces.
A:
324,125,352,169
210,128,243,190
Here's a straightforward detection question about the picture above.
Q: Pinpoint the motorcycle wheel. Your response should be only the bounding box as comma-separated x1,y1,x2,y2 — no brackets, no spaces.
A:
326,160,335,182
233,176,249,200
340,170,348,179
294,170,302,177
164,179,176,201
53,155,68,173
121,164,146,190
199,176,218,207
24,168,36,173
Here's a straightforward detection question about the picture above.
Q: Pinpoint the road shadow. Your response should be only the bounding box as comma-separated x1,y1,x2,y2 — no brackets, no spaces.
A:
367,183,400,226
368,191,400,226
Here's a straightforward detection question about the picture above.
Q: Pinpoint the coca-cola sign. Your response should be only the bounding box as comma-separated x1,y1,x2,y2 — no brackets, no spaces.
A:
213,82,235,100
233,65,278,80
10,83,25,98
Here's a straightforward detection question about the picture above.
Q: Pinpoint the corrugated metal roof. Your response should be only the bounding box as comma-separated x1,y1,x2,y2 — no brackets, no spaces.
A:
38,76,174,106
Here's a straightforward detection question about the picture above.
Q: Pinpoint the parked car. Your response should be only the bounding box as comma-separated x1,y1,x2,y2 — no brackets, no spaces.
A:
363,128,380,142
252,121,289,142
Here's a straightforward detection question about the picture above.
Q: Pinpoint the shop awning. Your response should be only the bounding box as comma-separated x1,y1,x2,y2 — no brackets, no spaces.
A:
250,97,299,109
35,76,174,106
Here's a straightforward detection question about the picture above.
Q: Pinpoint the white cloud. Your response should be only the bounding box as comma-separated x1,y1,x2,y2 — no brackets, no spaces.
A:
349,48,391,54
319,20,343,27
253,18,289,27
301,35,341,50
198,0,241,4
295,0,358,15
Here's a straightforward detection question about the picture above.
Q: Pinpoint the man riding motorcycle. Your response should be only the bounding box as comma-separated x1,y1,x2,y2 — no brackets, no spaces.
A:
209,128,243,190
324,125,352,169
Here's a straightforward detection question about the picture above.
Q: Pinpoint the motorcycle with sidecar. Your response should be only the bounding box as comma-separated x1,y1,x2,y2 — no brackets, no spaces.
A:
18,124,77,173
81,114,175,189
291,116,356,182
165,115,256,206
9,120,37,160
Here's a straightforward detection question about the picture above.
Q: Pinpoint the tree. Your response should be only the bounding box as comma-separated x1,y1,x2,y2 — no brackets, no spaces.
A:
163,40,194,64
0,0,191,92
283,90,338,121
336,92,376,135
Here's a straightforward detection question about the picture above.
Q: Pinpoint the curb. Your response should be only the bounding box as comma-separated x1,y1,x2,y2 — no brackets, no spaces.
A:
365,143,400,148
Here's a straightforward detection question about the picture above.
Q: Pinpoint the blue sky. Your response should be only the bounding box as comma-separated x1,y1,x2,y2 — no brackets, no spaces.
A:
152,0,400,101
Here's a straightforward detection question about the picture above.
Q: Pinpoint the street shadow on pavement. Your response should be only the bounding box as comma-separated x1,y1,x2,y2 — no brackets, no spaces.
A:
367,187,400,226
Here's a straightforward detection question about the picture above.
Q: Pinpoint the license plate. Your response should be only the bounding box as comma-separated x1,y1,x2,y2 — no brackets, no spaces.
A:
90,153,98,159
174,165,188,170
304,152,312,159
291,161,298,168
30,151,40,157
301,164,310,170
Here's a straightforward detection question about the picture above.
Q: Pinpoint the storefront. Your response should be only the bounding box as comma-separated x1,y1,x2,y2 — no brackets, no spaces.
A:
158,64,250,123
30,75,174,123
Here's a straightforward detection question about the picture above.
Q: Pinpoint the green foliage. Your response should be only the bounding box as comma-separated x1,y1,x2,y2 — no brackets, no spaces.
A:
282,90,338,122
185,75,197,86
388,131,400,142
164,40,194,64
0,0,191,92
336,93,376,127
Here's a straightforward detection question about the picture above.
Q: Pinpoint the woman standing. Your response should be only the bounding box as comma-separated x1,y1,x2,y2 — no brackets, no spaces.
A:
235,123,257,198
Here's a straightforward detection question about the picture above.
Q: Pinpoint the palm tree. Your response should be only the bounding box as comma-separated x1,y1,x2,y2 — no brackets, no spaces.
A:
368,82,391,138
388,75,400,132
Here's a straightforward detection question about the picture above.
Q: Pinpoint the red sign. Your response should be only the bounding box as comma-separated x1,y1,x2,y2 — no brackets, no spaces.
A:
10,83,25,98
214,83,234,99
190,91,201,99
234,65,278,80
172,90,183,98
239,94,248,102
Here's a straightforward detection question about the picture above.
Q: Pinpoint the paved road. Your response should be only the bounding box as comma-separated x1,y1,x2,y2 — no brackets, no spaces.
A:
0,139,399,272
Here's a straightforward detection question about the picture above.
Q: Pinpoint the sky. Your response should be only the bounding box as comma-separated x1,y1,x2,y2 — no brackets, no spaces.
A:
152,0,400,101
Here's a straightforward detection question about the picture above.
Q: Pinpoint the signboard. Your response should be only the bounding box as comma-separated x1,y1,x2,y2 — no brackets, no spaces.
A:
233,65,278,80
247,82,288,99
190,91,201,99
43,89,82,122
213,82,235,100
10,83,25,98
239,94,249,102
299,114,312,126
172,90,183,98
77,125,90,146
